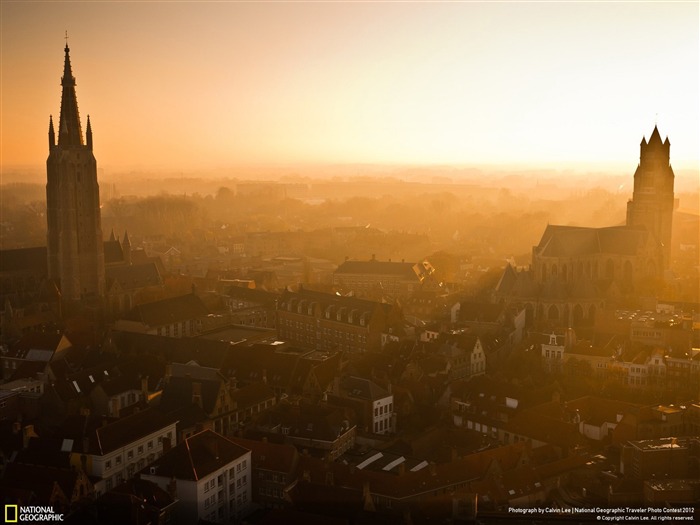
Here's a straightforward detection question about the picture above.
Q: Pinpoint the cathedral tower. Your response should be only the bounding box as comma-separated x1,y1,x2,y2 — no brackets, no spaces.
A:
626,125,675,270
46,43,105,304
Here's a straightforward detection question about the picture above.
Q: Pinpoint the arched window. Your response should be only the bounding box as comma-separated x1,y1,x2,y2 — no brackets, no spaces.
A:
605,259,614,279
623,260,633,283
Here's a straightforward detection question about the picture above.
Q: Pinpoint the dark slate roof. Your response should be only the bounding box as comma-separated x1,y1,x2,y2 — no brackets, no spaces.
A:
459,302,505,323
229,381,276,409
0,247,48,273
536,225,650,258
109,478,176,512
58,408,175,456
158,376,223,415
0,240,127,276
123,294,209,326
95,409,176,455
335,259,423,279
224,286,280,304
0,462,71,503
145,429,249,481
227,436,299,474
106,262,162,291
341,376,390,401
109,330,233,369
103,240,124,265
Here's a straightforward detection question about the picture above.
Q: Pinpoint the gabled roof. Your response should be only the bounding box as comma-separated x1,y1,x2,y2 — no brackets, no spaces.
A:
145,430,249,481
103,240,124,265
0,246,48,274
109,330,233,369
106,262,162,291
341,376,390,401
459,302,505,323
335,259,425,280
159,376,223,415
230,381,276,409
228,436,299,474
94,408,176,455
536,225,650,258
0,462,71,503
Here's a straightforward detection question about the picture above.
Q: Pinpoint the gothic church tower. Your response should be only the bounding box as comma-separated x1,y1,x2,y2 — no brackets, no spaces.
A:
626,125,675,271
46,44,105,303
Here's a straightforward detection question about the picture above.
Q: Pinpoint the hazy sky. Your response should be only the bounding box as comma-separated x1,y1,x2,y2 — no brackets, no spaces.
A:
1,1,698,173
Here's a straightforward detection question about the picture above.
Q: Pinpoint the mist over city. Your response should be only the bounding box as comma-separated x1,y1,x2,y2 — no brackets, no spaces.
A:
0,2,698,524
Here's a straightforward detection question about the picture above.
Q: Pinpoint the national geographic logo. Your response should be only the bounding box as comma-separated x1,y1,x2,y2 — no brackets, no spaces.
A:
4,505,64,522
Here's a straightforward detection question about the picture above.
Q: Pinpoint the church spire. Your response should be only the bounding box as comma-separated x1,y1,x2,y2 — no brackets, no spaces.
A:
57,43,84,147
86,114,93,150
48,115,55,149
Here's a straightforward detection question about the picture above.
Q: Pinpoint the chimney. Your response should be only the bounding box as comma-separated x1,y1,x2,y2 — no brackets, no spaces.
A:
362,481,376,512
167,477,177,499
141,376,149,400
22,424,37,449
192,382,203,408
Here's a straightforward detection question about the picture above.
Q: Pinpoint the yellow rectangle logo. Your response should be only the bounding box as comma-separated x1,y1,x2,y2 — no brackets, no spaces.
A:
5,504,18,523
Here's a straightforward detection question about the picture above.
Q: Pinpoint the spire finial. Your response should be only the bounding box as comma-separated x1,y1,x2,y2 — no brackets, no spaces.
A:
64,30,69,49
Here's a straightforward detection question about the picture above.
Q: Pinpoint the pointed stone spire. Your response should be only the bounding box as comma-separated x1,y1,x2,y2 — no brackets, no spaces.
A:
48,115,55,149
122,230,132,265
109,229,115,242
648,125,662,144
86,114,93,150
58,43,84,147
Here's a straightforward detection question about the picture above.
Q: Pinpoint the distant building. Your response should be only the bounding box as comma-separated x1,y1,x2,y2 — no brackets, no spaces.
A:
61,408,178,496
277,288,404,353
495,127,676,327
620,437,698,479
114,293,209,337
333,256,435,300
141,429,252,524
328,375,396,435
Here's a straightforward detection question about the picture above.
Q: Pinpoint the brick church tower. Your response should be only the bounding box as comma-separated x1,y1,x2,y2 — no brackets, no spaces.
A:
46,43,105,304
626,125,675,272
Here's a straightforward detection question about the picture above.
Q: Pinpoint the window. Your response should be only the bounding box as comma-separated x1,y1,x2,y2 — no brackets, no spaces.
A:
138,445,144,455
127,450,134,460
116,455,122,465
105,460,112,470
242,459,247,470
147,440,153,450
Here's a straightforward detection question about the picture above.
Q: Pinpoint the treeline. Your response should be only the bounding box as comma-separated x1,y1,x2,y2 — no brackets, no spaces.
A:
1,181,627,262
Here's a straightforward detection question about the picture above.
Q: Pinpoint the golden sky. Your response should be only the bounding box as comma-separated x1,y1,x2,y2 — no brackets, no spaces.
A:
1,1,698,173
